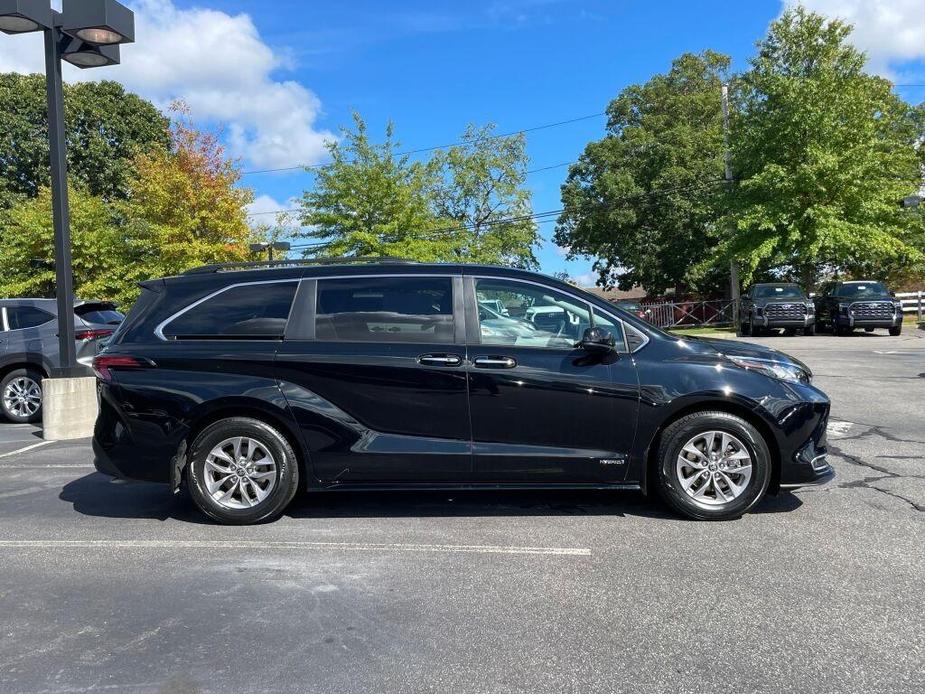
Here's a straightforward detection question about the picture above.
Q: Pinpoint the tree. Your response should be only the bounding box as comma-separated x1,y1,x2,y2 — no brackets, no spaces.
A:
722,6,924,289
0,186,131,302
0,106,254,305
430,124,539,268
299,115,540,265
120,105,254,282
0,73,170,204
555,51,731,294
298,114,451,261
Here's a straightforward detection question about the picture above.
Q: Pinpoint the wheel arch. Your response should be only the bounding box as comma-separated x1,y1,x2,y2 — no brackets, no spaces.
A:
174,399,311,493
641,399,782,496
0,357,51,382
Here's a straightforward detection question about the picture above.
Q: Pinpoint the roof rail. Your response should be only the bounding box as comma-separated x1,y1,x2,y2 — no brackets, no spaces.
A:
183,256,419,275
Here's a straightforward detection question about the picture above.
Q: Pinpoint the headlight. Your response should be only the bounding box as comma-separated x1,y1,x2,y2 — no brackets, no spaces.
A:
727,355,809,384
839,303,851,315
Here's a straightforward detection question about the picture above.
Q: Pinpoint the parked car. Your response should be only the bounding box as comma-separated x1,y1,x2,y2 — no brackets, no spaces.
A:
738,283,815,336
814,280,903,336
0,299,124,423
614,299,650,321
92,261,832,525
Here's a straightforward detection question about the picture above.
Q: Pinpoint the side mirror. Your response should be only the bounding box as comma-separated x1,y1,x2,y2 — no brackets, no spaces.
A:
579,327,616,355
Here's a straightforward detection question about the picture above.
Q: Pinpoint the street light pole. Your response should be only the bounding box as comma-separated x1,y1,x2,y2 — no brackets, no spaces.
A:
44,19,78,376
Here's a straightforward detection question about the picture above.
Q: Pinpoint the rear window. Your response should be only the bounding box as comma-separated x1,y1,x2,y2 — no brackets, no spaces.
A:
76,308,124,326
315,277,455,343
162,282,298,340
6,306,55,330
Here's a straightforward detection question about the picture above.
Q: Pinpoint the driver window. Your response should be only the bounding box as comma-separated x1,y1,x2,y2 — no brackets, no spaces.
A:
475,278,592,349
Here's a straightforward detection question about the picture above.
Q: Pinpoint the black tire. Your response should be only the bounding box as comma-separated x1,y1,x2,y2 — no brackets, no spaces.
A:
187,417,300,525
865,328,875,333
832,320,843,336
783,328,796,337
655,411,772,521
739,316,753,337
803,324,816,336
889,326,902,336
0,368,43,424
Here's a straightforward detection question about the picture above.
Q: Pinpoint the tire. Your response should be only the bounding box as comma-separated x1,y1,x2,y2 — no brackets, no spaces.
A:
783,328,796,337
655,411,772,521
804,324,816,336
889,326,902,336
832,320,843,336
865,328,875,333
1,368,43,424
187,417,300,525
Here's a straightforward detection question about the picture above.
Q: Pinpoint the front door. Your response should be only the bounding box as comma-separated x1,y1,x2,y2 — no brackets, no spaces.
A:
276,274,472,483
465,275,639,482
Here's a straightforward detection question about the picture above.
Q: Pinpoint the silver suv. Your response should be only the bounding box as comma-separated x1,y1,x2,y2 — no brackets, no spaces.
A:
0,299,123,423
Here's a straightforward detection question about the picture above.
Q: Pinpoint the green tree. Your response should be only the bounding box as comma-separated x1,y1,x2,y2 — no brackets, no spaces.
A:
299,114,451,261
0,107,253,305
430,124,539,268
0,186,132,303
299,115,540,265
723,6,924,289
0,74,170,204
555,51,731,294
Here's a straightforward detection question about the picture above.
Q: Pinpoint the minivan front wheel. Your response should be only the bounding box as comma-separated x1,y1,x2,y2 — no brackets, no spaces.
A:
187,417,299,525
656,411,771,520
1,369,43,424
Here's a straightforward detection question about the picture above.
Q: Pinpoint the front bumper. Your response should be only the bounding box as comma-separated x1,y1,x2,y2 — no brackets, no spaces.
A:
759,315,815,329
836,314,902,330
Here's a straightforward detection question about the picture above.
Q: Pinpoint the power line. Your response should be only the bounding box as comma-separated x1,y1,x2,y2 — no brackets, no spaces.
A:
246,161,577,218
285,177,731,252
240,114,605,176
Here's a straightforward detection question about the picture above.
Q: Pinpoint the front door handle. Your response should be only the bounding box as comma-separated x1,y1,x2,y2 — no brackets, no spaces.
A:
418,354,463,367
473,356,517,369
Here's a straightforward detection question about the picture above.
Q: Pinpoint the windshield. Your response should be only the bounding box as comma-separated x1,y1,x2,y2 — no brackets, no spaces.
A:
835,282,889,298
753,285,805,299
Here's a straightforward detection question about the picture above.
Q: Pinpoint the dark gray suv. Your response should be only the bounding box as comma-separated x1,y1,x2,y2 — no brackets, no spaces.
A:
0,299,123,423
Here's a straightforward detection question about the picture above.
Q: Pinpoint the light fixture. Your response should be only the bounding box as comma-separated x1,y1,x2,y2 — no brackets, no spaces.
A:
61,0,134,46
0,0,52,34
61,37,121,68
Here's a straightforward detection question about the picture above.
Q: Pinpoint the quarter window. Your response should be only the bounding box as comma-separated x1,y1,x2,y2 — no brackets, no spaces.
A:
162,282,297,340
475,278,593,349
315,277,455,343
6,306,55,330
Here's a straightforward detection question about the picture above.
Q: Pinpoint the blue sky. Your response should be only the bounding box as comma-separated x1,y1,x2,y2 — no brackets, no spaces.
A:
4,1,924,284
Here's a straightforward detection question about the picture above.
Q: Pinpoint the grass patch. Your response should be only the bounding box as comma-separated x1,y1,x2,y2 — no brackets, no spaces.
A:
666,325,736,336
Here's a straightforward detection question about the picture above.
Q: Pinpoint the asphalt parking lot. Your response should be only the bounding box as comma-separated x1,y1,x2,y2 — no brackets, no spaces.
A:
0,331,922,694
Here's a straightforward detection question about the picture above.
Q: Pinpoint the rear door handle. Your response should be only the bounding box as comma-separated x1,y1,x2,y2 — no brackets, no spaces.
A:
418,354,463,367
473,356,517,369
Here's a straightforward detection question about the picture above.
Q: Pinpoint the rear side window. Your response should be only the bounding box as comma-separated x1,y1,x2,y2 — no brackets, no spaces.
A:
76,305,124,326
315,277,454,343
162,282,298,340
6,306,55,330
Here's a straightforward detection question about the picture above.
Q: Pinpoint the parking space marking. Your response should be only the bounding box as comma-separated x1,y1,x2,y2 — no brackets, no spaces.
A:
0,540,592,556
826,421,853,436
0,441,53,460
0,464,95,469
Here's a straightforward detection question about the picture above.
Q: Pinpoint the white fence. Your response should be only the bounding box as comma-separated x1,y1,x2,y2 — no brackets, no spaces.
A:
897,291,924,321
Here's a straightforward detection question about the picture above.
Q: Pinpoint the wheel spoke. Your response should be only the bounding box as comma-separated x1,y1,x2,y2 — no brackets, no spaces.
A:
675,430,754,507
203,436,278,511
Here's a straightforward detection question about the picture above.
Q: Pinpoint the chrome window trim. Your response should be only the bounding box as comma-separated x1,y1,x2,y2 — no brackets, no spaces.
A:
2,306,55,333
469,274,643,354
154,278,300,342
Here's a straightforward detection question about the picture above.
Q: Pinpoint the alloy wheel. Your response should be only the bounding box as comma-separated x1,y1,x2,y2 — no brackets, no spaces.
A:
204,436,278,510
2,377,42,420
676,430,753,506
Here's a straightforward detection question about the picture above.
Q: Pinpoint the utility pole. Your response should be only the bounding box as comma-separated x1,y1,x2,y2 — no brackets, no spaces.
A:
722,83,741,329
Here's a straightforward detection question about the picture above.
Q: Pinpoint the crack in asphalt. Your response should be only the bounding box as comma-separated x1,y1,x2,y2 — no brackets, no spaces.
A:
819,442,925,512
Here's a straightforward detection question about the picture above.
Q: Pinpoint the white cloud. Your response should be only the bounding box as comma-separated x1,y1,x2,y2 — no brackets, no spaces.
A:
0,0,334,171
245,194,300,227
786,1,925,75
572,271,599,288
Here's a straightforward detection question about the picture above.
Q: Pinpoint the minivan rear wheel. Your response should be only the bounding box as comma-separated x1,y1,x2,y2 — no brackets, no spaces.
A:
655,411,771,521
1,369,43,424
187,417,299,525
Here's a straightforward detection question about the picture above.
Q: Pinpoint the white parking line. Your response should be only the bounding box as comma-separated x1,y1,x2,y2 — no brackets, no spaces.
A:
826,421,853,436
0,540,592,556
0,440,53,459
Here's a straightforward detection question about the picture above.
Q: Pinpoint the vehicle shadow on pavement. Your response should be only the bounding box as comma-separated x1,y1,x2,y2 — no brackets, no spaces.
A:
58,473,803,523
59,473,211,524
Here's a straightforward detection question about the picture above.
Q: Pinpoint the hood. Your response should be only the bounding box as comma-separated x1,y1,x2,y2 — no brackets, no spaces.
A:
677,335,813,377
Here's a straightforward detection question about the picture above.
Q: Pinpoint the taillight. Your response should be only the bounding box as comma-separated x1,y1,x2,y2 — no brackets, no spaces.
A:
75,328,114,341
92,355,154,381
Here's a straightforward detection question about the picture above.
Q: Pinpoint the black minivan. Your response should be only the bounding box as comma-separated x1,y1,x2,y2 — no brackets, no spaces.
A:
93,260,833,524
